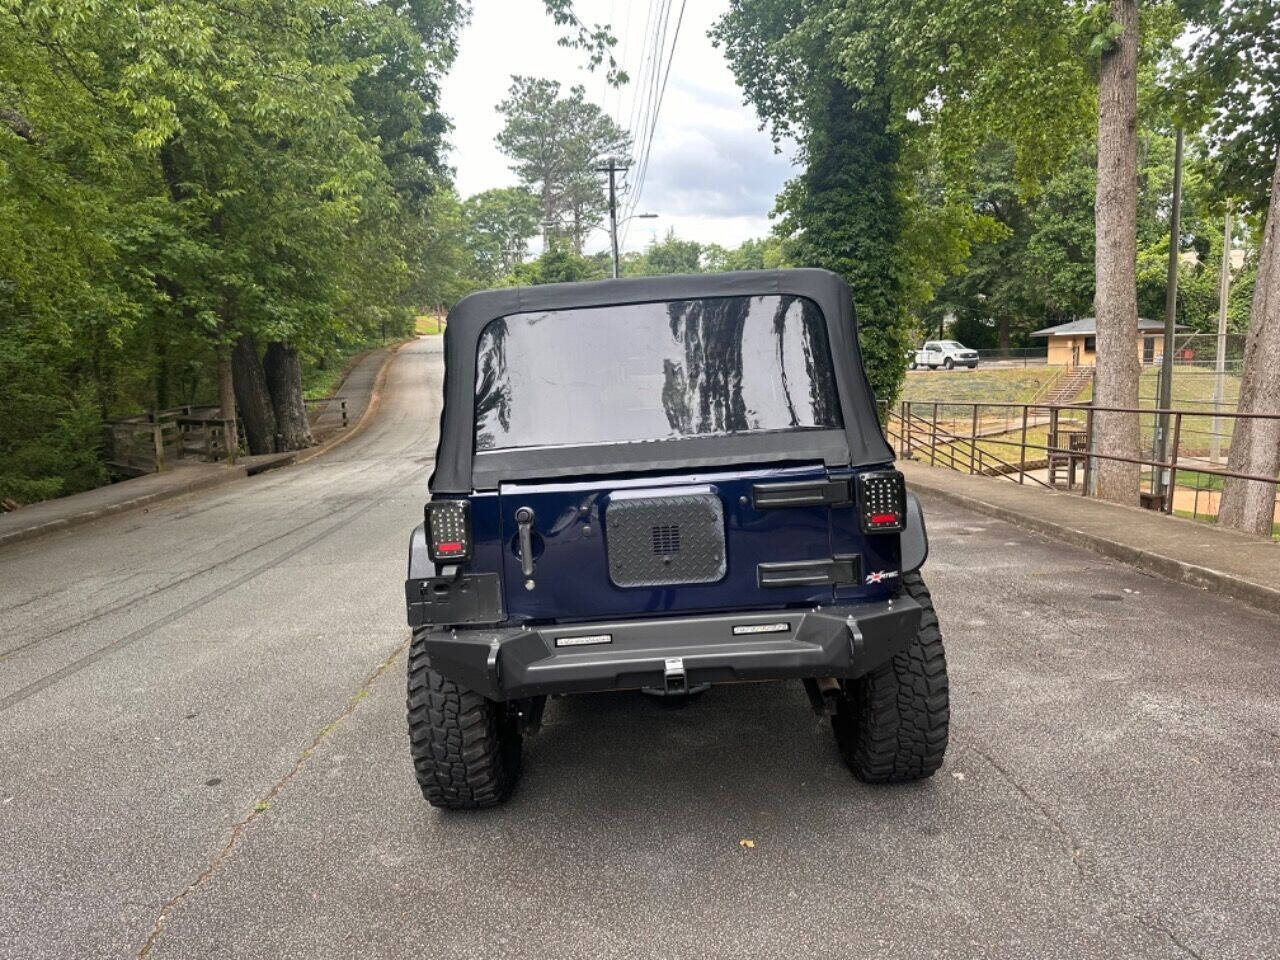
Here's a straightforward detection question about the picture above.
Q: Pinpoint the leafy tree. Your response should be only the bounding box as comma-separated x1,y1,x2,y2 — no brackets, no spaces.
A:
925,143,1046,351
462,187,542,284
702,237,785,272
626,230,704,276
713,0,1096,407
507,243,609,286
1179,0,1280,535
0,0,465,494
496,76,630,253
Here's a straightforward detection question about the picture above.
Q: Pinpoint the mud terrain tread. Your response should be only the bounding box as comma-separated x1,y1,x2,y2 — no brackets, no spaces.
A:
835,571,950,783
406,631,520,808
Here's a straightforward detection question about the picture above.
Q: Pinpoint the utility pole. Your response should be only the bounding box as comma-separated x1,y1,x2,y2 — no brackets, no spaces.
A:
1153,127,1183,499
1210,202,1234,463
596,157,629,279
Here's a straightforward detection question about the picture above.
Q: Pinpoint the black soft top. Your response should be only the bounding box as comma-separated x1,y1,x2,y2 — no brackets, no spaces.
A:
430,268,894,494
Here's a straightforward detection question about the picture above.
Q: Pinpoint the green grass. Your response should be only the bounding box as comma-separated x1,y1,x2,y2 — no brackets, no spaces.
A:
903,365,1244,459
415,314,445,335
1167,468,1226,492
901,367,1062,405
302,338,387,401
1078,367,1242,458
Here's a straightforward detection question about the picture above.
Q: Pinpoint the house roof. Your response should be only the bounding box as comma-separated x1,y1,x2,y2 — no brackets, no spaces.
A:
1030,317,1186,338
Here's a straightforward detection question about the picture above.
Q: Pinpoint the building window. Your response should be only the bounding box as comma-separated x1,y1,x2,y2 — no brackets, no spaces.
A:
1143,336,1155,364
1085,336,1097,353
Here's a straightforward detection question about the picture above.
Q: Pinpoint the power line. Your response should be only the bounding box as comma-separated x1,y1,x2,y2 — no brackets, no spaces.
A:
624,0,659,146
622,0,686,248
621,0,674,232
625,0,681,220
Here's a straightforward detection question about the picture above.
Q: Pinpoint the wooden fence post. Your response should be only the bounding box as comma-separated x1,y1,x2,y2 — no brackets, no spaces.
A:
152,416,165,472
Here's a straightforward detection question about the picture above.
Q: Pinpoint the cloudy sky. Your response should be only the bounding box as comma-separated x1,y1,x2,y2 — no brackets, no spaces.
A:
440,1,798,255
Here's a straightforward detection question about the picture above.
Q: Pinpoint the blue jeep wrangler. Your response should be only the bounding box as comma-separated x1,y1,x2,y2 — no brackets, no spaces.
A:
405,269,948,809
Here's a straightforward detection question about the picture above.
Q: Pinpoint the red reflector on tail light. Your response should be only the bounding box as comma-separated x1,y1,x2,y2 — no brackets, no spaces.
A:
856,471,907,533
425,499,473,562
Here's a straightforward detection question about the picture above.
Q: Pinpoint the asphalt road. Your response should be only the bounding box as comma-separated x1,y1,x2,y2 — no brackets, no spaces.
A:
2,336,1278,960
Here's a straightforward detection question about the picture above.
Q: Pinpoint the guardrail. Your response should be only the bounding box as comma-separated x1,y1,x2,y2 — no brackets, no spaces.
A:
886,399,1280,537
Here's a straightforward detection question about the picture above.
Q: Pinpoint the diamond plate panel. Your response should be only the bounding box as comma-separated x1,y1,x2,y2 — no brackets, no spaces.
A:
605,492,726,588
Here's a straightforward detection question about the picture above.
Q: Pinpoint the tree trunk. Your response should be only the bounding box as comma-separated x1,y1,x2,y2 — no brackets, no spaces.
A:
999,316,1011,352
231,334,278,455
1091,0,1141,505
1219,152,1280,536
154,323,169,411
217,347,238,460
263,341,314,451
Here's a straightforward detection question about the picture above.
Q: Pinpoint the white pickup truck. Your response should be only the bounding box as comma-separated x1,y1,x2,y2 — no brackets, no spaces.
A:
910,340,980,370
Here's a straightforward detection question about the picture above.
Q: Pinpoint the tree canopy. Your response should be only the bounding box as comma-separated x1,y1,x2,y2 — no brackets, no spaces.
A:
496,76,631,254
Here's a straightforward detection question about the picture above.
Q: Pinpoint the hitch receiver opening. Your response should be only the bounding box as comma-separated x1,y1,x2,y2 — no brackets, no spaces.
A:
664,657,687,695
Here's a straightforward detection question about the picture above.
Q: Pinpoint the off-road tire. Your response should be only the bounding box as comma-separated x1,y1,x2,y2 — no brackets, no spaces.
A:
406,631,522,809
832,571,949,783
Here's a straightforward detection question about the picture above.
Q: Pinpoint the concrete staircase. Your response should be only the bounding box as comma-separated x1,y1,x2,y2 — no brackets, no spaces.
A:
1043,366,1094,405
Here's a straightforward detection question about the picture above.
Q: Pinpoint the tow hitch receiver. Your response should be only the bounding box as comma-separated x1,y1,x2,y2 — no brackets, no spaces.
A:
664,657,687,695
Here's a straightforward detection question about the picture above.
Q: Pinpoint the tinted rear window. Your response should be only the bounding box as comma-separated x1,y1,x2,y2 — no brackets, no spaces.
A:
474,295,843,451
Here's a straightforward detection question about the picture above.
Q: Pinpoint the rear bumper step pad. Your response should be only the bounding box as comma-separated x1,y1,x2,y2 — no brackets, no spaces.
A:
418,595,921,701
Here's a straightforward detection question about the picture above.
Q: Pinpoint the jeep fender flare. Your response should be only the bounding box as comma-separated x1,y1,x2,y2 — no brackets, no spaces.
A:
901,492,929,573
408,523,431,579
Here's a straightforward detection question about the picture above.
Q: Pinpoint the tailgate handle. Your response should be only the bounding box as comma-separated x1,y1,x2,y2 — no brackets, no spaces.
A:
751,479,851,509
515,506,536,578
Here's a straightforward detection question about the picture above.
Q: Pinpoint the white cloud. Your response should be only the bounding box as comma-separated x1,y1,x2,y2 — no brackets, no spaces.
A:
440,0,797,254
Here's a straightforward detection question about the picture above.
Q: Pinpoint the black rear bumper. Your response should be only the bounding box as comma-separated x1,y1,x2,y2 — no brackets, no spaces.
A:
419,596,922,701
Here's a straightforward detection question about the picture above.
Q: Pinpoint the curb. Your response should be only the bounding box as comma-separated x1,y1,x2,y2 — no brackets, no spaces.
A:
292,338,409,467
0,340,409,551
908,475,1280,618
0,466,248,551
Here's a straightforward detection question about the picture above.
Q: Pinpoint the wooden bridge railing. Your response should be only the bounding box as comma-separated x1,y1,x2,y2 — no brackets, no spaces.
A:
107,397,349,475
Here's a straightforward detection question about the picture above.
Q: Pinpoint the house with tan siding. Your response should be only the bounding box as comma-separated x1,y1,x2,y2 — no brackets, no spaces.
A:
1030,317,1188,367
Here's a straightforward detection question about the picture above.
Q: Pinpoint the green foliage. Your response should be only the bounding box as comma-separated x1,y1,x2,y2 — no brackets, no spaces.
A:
0,0,465,502
496,76,631,253
774,79,916,407
625,229,704,277
540,0,627,85
702,237,785,272
1178,0,1280,212
506,243,609,286
462,187,542,285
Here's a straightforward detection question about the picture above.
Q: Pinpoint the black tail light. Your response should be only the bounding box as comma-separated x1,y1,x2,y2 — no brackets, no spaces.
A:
425,498,473,562
856,470,906,533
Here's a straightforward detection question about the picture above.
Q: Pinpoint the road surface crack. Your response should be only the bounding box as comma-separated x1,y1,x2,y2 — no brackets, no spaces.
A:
960,740,1205,960
136,640,408,958
960,740,1089,877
